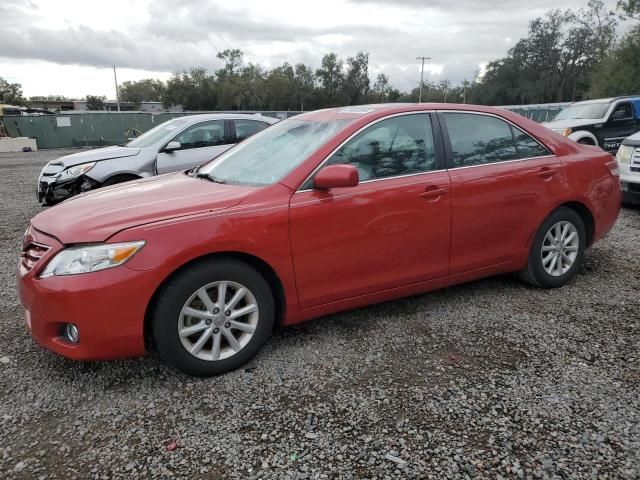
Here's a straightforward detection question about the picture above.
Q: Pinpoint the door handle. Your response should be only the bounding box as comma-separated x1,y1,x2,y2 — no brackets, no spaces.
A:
419,186,448,200
537,168,557,179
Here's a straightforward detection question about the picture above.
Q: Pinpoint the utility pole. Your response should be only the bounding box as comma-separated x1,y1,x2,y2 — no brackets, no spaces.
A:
416,56,430,103
113,65,121,112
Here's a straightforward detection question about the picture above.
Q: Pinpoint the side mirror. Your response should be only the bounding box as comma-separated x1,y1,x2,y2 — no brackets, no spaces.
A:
163,141,181,152
314,164,359,189
612,110,628,121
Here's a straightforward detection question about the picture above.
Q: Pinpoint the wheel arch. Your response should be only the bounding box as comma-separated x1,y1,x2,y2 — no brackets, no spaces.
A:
143,251,286,349
101,172,143,186
557,201,595,247
567,130,598,146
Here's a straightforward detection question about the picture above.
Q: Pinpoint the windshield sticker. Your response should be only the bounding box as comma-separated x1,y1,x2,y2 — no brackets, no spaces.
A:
337,107,375,115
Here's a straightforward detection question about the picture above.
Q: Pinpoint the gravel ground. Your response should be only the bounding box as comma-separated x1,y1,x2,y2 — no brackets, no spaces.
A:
0,148,639,480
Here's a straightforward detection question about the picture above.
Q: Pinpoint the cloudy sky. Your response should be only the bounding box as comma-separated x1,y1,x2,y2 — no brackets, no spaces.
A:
0,0,621,99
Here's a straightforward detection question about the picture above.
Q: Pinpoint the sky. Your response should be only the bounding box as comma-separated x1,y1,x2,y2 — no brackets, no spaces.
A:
0,0,623,99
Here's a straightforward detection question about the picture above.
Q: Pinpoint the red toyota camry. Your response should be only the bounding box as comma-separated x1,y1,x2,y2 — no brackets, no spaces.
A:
18,104,620,376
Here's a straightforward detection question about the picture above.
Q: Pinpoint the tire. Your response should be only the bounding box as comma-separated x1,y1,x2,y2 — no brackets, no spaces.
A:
519,207,586,288
577,138,594,145
151,258,275,376
102,174,139,187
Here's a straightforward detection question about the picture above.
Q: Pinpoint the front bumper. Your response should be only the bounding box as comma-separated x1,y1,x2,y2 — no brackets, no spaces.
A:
17,229,166,361
620,181,640,204
37,175,99,205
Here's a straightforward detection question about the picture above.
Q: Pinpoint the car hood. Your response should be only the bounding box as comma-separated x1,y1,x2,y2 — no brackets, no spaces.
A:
542,119,599,130
31,173,254,243
622,130,640,146
54,146,141,167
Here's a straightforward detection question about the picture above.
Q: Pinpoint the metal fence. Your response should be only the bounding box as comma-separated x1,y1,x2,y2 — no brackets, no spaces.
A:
0,105,567,150
0,111,301,150
501,103,570,123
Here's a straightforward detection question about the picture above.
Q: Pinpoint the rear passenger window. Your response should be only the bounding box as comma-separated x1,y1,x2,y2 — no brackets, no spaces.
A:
443,113,549,168
327,114,437,181
234,120,268,142
512,127,550,158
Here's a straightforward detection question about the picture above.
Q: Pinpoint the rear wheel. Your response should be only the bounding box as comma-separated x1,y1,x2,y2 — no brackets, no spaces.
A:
519,207,586,288
152,258,275,376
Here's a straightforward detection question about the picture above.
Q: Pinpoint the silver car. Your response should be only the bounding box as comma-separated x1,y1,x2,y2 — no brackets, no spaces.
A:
37,113,279,204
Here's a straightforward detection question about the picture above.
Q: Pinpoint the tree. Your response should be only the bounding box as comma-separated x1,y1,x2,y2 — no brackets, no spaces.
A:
216,50,245,110
293,64,315,110
163,68,217,110
590,26,640,96
119,79,166,104
316,53,345,106
472,5,616,105
29,95,74,101
85,95,106,110
618,0,640,20
343,52,370,105
0,77,24,104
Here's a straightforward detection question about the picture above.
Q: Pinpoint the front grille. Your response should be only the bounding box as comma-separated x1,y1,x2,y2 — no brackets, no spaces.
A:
19,242,50,275
632,148,640,165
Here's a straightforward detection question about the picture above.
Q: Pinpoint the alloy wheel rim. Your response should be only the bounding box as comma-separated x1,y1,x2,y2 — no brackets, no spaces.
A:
541,221,579,277
178,281,259,361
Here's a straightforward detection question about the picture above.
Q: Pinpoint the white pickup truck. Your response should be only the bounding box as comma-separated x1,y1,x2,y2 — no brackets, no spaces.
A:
616,131,640,205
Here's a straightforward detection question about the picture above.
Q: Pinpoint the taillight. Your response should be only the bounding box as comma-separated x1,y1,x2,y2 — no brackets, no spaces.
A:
605,160,619,177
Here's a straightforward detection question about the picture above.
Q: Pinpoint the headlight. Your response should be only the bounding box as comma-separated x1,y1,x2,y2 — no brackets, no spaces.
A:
551,128,572,136
40,241,145,278
616,145,634,164
57,162,96,181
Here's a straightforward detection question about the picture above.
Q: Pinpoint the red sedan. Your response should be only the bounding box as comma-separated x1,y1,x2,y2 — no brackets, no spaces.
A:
18,104,621,376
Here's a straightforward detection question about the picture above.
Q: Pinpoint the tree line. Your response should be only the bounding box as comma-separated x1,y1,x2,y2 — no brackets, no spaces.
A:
1,0,638,111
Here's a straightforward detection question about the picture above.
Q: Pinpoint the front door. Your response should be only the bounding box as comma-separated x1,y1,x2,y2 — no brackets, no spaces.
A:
289,113,452,308
601,101,638,151
156,119,233,174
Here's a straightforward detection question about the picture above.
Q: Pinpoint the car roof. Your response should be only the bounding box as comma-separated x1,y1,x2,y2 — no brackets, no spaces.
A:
294,103,519,123
167,113,280,125
571,96,640,105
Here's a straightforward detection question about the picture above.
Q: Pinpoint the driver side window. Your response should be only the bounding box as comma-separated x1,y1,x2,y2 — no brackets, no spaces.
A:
327,114,436,181
173,120,226,150
612,102,633,120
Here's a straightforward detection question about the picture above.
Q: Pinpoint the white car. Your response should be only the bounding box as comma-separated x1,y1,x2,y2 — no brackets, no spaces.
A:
37,113,279,205
616,131,640,205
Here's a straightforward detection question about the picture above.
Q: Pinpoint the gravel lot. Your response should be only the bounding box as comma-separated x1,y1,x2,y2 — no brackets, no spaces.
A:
0,148,639,480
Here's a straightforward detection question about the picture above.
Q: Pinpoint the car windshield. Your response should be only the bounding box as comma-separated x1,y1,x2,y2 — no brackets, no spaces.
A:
198,118,352,186
553,102,610,121
126,118,189,148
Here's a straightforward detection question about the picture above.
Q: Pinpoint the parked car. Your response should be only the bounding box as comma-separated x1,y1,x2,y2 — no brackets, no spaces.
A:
616,130,640,204
36,113,279,204
18,103,621,376
543,96,640,152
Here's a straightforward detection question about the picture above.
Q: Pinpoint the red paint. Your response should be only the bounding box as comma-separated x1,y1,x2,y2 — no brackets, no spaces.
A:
18,104,621,362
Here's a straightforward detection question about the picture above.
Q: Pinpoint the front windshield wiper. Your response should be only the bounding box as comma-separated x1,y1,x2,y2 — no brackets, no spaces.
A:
195,171,226,184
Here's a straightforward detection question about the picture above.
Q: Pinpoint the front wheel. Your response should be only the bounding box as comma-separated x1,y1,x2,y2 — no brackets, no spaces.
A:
519,207,586,288
151,258,275,376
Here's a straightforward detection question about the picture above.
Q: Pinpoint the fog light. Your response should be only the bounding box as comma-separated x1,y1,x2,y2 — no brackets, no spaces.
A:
64,323,79,343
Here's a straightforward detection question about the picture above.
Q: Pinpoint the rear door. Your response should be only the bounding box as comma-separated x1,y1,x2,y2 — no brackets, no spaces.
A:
232,119,270,142
156,120,233,174
439,111,564,274
289,112,452,308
